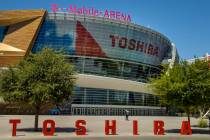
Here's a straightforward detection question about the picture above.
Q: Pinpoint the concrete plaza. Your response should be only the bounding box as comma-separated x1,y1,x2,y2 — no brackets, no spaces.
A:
0,115,210,140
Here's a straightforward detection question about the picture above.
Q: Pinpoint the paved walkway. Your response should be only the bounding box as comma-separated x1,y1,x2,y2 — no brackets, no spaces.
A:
0,115,209,140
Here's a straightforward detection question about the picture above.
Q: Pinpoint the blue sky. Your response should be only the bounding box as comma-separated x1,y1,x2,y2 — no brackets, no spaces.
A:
0,0,209,59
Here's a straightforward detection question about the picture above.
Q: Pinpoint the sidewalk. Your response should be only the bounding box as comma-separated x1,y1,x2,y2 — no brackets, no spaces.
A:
0,115,209,139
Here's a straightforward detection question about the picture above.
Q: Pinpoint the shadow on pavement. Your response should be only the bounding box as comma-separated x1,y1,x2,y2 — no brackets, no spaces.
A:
17,127,77,133
191,125,209,128
166,129,210,134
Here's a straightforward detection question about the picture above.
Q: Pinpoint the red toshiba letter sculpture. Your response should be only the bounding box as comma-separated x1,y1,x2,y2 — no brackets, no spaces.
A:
9,119,21,136
42,120,55,136
75,120,87,135
154,120,165,135
180,121,192,135
133,120,139,135
105,120,117,135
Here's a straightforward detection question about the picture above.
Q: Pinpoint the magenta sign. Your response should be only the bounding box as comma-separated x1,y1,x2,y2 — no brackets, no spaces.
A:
50,4,132,22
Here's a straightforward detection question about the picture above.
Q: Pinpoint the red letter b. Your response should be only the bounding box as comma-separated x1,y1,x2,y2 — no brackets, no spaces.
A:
154,120,165,135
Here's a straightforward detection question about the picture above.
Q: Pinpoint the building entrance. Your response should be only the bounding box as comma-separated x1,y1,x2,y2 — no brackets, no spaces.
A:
71,104,166,116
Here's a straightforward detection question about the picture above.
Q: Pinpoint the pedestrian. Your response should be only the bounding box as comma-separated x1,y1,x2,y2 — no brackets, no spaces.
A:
125,110,129,121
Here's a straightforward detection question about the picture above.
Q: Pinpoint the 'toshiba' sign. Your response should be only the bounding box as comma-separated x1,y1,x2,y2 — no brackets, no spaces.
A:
9,119,192,136
50,4,132,22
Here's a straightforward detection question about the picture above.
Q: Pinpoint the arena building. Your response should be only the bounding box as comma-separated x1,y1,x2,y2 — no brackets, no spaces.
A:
0,10,179,116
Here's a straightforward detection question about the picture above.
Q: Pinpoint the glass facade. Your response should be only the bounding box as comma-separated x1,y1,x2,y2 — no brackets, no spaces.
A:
31,12,175,115
0,26,6,42
32,12,166,83
33,13,173,66
32,17,75,54
73,87,159,106
68,56,161,82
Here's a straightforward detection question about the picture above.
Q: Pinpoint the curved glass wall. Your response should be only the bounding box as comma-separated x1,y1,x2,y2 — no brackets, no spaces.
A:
68,56,161,82
72,87,160,107
32,13,173,82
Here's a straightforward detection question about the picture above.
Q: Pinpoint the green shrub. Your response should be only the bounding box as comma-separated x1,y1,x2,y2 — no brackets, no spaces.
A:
198,118,208,128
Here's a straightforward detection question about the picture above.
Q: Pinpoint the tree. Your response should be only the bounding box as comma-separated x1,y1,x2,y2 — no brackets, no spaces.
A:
150,60,210,124
0,48,76,131
189,59,210,115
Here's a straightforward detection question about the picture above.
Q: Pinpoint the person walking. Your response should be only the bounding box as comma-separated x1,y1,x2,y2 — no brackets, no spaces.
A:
125,110,129,121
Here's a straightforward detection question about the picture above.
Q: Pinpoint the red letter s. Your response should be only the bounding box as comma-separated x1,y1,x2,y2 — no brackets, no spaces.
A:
75,120,87,135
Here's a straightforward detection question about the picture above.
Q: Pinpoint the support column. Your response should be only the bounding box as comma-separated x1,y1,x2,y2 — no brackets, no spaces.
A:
107,90,109,105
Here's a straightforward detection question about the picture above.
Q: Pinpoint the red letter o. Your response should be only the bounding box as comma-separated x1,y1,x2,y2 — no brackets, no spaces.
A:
42,120,55,136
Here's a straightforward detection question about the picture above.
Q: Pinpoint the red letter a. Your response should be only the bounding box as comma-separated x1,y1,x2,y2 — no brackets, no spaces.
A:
180,121,192,135
154,120,165,135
